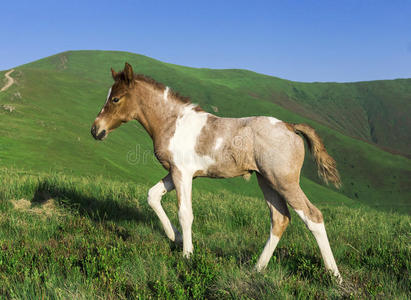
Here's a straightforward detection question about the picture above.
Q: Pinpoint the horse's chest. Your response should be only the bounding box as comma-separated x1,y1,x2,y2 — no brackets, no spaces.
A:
167,108,215,174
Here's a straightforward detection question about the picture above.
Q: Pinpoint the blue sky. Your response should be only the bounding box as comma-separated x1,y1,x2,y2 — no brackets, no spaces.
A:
1,0,410,82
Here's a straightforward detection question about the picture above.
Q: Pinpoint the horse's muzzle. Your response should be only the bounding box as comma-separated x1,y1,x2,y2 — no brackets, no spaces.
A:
91,125,106,140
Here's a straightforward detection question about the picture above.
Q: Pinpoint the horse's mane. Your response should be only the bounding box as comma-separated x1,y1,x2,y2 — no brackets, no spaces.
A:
114,71,202,111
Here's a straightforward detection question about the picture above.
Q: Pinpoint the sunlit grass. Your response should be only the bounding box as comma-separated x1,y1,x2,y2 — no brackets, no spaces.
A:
0,169,409,298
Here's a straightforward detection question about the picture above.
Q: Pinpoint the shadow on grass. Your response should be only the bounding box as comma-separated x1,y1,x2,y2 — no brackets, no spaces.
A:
30,179,184,250
31,180,153,225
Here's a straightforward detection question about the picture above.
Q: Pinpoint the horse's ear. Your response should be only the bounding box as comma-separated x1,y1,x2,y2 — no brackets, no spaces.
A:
111,68,117,80
124,62,134,84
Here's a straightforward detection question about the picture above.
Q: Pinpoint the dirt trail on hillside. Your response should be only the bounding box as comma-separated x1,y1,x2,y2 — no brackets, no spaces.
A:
1,69,15,92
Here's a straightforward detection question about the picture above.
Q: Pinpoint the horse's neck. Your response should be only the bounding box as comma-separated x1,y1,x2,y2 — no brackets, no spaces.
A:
134,83,184,142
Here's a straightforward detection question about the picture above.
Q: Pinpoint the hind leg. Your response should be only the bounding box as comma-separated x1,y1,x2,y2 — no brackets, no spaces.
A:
281,184,341,281
254,121,341,281
255,174,291,271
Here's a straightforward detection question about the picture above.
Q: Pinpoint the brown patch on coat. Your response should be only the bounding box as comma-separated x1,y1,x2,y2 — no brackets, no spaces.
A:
272,183,324,223
194,115,257,178
284,122,295,132
257,174,291,236
170,167,184,207
272,214,290,236
305,200,324,223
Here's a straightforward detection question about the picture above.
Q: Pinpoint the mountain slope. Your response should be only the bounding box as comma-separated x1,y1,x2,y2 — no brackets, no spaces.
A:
0,50,410,212
175,67,411,156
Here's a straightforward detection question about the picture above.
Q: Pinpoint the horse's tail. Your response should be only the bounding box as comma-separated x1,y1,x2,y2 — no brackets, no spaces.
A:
292,123,341,188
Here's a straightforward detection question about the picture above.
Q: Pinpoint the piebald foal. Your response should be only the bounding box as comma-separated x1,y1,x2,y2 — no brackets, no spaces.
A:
91,63,342,281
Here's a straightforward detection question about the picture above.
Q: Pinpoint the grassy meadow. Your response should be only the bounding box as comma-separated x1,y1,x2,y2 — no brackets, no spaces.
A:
0,50,410,298
0,169,409,299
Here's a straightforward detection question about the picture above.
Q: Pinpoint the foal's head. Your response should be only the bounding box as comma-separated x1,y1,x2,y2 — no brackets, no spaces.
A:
91,63,138,140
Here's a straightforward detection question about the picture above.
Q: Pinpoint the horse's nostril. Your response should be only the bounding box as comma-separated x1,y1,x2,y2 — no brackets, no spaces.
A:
97,129,106,140
91,125,97,138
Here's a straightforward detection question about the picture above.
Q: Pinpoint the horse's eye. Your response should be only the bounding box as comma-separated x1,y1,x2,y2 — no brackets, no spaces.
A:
112,97,120,103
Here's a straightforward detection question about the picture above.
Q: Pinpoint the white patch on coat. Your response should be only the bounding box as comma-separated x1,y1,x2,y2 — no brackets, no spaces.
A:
295,210,341,279
106,87,112,101
168,105,215,174
101,87,112,113
255,233,280,271
163,86,169,102
177,174,194,257
214,137,223,150
268,116,281,125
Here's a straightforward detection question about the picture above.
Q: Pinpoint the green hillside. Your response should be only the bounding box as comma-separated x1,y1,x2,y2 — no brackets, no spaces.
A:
0,50,409,211
186,68,411,157
0,50,410,298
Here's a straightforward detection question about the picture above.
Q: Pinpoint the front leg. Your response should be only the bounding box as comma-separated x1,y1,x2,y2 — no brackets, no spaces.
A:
148,173,182,243
172,168,194,257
